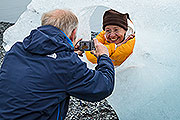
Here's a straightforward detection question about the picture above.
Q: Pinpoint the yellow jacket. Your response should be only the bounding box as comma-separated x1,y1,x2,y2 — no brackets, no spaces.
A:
85,30,135,66
85,19,135,66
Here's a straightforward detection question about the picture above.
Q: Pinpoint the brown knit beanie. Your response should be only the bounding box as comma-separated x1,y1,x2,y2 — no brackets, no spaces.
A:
103,9,129,31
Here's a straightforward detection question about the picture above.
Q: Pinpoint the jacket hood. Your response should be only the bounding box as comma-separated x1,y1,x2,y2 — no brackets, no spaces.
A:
23,25,74,55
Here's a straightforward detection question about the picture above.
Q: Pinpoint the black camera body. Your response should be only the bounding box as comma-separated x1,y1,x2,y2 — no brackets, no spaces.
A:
79,41,95,51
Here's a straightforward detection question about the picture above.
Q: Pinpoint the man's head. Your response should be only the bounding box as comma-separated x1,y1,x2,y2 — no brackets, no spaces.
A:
41,9,78,41
103,9,129,44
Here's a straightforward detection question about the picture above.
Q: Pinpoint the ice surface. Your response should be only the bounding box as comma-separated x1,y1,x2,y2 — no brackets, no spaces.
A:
3,0,180,119
0,0,32,22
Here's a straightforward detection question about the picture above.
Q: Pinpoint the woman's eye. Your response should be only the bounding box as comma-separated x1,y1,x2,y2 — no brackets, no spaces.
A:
106,30,111,33
114,29,119,32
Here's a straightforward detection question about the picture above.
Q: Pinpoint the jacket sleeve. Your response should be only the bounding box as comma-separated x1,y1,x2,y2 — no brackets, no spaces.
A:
67,54,115,102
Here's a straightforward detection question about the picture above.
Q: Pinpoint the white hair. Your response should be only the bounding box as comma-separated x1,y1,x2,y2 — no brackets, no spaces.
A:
41,9,78,36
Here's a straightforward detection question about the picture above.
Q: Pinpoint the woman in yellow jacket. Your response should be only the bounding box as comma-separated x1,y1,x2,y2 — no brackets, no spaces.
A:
85,9,135,66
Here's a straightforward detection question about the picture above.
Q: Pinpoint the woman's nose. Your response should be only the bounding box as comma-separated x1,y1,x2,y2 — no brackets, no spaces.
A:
110,32,116,37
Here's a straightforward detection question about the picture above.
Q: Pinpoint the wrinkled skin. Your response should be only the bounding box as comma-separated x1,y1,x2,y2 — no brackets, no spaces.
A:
105,25,126,45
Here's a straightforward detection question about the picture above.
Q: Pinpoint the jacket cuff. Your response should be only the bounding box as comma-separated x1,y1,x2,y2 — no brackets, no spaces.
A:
96,54,114,70
99,54,109,58
97,54,110,63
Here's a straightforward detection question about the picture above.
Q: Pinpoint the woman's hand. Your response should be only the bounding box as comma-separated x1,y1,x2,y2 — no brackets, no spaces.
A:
117,33,135,46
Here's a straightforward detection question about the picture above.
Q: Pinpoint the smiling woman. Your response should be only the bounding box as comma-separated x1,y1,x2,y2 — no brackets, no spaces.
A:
85,9,135,66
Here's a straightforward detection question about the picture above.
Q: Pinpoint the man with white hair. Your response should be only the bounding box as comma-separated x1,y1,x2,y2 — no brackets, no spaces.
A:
0,9,115,120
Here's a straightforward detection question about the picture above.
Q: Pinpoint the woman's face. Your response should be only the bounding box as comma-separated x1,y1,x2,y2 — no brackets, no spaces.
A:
105,25,126,44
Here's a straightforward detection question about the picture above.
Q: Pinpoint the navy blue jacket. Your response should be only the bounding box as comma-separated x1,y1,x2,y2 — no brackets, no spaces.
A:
0,25,115,120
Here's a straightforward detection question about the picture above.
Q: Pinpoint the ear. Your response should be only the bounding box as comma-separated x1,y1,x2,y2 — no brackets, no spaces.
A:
69,28,77,42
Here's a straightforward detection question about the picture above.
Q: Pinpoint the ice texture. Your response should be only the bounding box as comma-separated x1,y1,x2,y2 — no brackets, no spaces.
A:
3,0,180,119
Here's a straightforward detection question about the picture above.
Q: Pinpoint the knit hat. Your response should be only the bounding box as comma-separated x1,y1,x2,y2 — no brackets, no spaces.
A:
103,9,129,31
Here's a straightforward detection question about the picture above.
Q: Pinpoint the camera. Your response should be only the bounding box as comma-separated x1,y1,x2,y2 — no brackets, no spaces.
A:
79,40,95,51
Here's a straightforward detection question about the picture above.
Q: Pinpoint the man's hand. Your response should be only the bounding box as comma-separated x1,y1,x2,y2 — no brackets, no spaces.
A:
91,38,109,57
73,38,84,57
